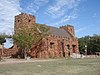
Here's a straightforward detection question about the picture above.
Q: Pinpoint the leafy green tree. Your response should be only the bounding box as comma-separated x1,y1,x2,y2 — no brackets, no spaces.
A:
88,34,100,53
0,34,7,45
13,23,49,58
78,34,100,55
78,36,90,54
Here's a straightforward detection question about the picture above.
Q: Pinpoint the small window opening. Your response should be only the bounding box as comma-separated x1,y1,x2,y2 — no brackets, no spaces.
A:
29,20,31,22
50,42,54,48
67,45,70,50
18,20,20,22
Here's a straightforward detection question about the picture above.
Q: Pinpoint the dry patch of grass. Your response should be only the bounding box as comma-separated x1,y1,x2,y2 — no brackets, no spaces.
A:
0,58,100,75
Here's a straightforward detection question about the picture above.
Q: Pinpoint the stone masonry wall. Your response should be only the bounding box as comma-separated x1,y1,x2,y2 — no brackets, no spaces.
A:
14,13,36,34
0,46,18,57
29,34,79,58
14,13,79,58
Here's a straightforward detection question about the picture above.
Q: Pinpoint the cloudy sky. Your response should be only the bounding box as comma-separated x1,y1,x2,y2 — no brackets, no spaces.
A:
0,0,100,38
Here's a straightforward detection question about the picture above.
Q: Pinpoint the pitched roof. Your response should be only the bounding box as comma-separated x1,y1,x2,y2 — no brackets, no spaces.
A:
36,23,71,38
44,25,71,38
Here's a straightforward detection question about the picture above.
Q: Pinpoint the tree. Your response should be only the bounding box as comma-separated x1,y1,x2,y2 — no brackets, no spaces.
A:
88,34,100,53
0,34,7,45
78,36,90,54
13,23,49,58
78,34,100,55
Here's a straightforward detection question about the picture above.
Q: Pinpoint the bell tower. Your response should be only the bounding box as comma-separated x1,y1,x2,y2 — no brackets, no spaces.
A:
60,25,75,37
14,13,36,34
66,25,75,37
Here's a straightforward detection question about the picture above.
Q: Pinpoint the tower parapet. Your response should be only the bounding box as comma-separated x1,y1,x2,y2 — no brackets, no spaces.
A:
14,13,36,34
60,25,75,37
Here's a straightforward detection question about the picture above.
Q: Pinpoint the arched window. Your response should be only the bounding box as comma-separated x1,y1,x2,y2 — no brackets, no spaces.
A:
50,42,54,48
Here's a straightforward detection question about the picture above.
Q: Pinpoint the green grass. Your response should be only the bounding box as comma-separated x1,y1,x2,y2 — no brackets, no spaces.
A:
0,58,100,75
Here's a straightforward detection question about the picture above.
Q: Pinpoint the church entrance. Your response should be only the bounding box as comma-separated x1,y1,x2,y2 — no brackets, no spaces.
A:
67,45,70,57
61,42,65,57
72,45,76,53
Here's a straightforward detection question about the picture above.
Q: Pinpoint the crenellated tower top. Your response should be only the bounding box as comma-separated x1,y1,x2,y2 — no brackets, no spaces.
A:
14,13,36,34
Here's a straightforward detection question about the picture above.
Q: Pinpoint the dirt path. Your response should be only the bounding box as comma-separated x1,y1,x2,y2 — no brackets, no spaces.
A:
0,58,57,65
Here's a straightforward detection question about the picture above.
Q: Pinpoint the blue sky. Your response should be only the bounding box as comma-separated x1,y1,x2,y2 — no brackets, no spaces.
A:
0,0,100,38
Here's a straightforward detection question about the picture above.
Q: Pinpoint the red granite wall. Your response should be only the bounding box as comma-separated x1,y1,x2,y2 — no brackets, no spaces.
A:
14,13,36,34
29,34,79,58
13,13,79,58
0,46,18,57
0,49,2,56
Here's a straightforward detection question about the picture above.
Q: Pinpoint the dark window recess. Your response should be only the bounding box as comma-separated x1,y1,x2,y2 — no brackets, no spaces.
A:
50,42,54,48
70,28,73,32
67,45,70,50
18,20,20,22
29,20,31,22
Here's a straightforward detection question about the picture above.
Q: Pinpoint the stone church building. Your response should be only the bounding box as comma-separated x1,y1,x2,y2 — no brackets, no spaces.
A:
14,13,79,58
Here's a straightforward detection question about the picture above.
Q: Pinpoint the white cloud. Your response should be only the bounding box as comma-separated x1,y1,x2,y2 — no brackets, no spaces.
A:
75,24,96,33
61,15,77,23
62,16,71,22
22,0,49,14
49,14,78,27
92,13,97,18
0,0,81,35
46,0,80,18
0,0,21,35
75,27,86,33
34,0,49,5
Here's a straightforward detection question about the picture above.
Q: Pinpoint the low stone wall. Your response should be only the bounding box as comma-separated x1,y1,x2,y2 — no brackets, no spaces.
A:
2,48,17,57
0,46,18,57
0,49,2,56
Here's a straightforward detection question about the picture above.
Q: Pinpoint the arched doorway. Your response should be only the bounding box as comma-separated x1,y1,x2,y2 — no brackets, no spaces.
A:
67,45,70,57
72,45,76,53
61,42,65,57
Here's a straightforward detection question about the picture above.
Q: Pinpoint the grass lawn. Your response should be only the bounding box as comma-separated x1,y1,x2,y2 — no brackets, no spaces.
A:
0,58,100,75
